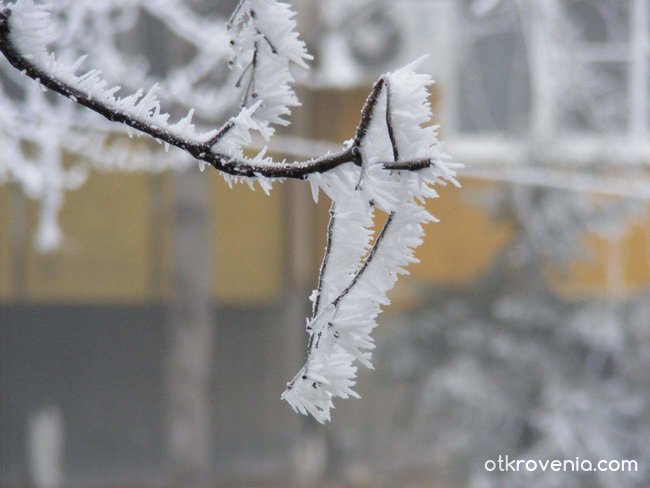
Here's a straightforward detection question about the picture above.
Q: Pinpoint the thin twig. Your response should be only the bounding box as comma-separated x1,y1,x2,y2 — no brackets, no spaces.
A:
249,9,278,54
354,77,388,189
331,212,395,307
240,41,259,107
385,79,400,162
205,119,235,148
311,202,336,319
352,77,386,161
226,0,246,30
258,29,278,54
303,208,395,345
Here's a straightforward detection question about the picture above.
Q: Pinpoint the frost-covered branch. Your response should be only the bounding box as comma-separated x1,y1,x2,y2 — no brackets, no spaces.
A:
0,0,461,422
0,1,440,181
283,68,460,423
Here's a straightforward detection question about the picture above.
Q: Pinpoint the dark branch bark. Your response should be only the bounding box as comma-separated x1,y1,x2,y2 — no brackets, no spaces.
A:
331,212,394,308
311,202,336,318
353,77,385,152
0,7,436,180
328,79,402,310
297,209,395,371
385,79,400,162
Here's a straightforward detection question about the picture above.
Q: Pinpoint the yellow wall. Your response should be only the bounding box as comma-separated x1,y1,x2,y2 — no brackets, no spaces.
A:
414,181,513,284
0,170,286,304
552,213,650,298
2,86,650,305
212,176,283,304
2,175,650,305
24,172,153,303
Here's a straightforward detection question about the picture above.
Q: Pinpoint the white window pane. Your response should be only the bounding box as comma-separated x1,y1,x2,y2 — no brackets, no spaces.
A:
456,0,529,134
647,58,650,131
458,32,530,133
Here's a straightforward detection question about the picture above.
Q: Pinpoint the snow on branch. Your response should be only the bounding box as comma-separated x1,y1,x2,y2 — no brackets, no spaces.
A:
226,0,310,134
0,0,462,421
284,69,460,422
0,0,445,180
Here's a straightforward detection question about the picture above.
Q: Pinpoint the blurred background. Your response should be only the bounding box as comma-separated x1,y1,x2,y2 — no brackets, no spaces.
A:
2,0,650,487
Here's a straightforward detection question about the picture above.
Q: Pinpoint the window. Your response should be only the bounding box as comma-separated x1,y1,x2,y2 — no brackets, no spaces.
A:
445,0,650,167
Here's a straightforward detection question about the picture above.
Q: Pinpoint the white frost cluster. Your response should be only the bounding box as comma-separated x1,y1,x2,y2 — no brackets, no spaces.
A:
212,0,312,191
226,0,311,136
283,61,461,423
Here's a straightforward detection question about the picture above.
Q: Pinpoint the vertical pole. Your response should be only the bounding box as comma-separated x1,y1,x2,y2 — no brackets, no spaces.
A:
166,168,215,488
437,0,461,136
284,2,329,484
629,0,649,146
161,11,216,485
527,0,557,147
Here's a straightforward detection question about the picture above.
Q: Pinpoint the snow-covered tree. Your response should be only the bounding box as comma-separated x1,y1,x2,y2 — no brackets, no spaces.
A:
0,0,460,422
381,187,650,488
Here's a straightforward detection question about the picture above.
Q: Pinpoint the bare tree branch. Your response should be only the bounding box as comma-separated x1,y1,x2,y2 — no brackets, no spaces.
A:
0,7,435,180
